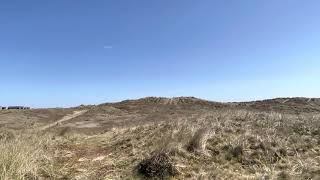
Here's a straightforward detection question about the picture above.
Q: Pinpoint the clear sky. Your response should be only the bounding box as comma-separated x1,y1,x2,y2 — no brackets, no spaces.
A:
1,0,320,108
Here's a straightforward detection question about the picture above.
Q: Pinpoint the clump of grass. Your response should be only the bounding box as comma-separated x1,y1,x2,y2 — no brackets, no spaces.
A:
0,133,53,180
186,128,210,152
137,150,178,178
0,129,15,141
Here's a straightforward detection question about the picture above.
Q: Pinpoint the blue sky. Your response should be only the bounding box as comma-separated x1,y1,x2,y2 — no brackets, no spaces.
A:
1,0,320,107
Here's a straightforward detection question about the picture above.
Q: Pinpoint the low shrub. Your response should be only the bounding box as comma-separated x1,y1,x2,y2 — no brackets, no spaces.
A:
137,151,178,179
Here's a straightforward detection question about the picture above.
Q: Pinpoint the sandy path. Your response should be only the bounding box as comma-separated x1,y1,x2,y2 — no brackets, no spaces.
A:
40,110,88,130
282,99,290,104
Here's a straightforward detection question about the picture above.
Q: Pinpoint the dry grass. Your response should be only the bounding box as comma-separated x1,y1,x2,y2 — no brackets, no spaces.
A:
88,109,320,179
0,131,50,180
1,98,320,179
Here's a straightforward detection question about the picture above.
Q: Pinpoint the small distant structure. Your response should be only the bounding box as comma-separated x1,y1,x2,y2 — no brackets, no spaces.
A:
7,106,30,110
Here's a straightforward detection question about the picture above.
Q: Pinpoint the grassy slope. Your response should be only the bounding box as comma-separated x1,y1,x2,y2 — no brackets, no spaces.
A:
0,97,320,179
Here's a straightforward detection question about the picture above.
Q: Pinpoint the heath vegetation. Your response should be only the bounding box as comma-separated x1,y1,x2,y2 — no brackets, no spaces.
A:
0,97,319,179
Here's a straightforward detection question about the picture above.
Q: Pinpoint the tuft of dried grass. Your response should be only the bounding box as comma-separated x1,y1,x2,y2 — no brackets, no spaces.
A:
0,132,54,180
186,128,210,152
0,129,15,141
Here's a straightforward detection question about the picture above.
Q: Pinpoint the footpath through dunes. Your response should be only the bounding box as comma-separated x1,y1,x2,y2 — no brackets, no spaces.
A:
40,110,89,130
59,97,229,133
2,97,319,132
1,97,320,179
0,108,76,130
43,97,320,133
33,103,320,179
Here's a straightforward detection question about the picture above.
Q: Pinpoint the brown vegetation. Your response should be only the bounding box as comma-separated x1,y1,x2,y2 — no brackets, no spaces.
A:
0,97,320,179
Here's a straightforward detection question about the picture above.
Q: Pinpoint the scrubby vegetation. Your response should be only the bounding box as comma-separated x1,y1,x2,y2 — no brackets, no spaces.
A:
0,98,320,179
137,150,178,178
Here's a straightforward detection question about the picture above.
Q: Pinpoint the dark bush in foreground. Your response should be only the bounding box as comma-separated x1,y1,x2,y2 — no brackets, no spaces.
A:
137,151,178,179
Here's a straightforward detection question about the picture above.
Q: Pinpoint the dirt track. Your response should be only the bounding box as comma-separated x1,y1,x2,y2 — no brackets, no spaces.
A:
40,110,88,130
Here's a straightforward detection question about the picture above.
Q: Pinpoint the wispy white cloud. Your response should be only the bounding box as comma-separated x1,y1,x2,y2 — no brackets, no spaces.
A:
103,45,113,49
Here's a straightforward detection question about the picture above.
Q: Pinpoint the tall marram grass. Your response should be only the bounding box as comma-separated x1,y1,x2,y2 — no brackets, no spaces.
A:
0,131,52,180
